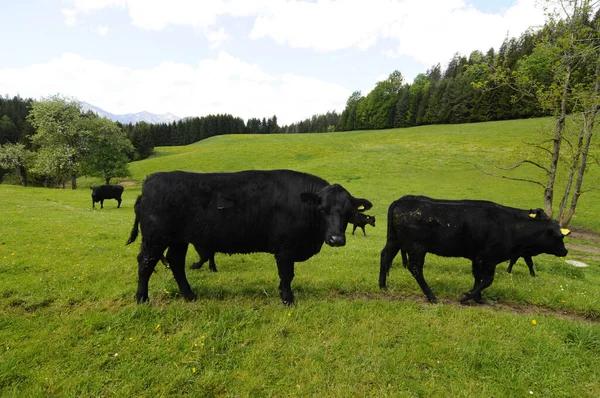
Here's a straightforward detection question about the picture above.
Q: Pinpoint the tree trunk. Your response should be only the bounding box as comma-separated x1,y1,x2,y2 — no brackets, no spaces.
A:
557,123,585,221
562,58,600,227
71,174,77,190
17,165,27,187
544,64,571,218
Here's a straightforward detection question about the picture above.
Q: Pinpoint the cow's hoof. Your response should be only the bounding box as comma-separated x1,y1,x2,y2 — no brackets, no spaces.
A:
183,293,198,302
136,294,149,304
190,262,202,270
280,292,294,306
427,296,438,304
459,293,471,303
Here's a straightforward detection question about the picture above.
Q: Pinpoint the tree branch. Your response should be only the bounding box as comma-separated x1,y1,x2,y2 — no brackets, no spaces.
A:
483,159,551,174
473,164,547,188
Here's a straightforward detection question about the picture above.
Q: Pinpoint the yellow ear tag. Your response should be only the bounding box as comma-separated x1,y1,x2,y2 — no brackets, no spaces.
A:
529,213,536,218
560,228,571,236
357,205,365,210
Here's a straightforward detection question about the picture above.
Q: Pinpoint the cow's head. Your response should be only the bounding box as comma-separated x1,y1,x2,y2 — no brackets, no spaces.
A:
91,186,99,201
301,184,372,247
526,219,570,258
366,215,376,227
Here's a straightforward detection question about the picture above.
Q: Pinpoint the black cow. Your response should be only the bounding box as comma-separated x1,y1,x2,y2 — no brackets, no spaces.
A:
379,196,569,304
505,208,549,277
350,213,376,236
91,184,124,208
159,245,218,272
127,170,372,304
189,246,217,272
399,207,548,277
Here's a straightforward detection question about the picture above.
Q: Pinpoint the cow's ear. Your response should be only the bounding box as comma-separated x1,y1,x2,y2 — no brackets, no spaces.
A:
352,198,372,212
529,208,545,219
300,192,321,205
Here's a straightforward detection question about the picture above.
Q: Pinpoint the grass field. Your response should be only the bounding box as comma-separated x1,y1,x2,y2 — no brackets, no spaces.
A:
1,118,599,397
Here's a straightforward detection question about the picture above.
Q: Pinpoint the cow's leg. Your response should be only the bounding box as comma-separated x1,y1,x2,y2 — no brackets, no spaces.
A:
136,241,166,303
275,255,295,305
92,200,95,208
407,252,437,303
379,242,400,289
401,251,409,268
461,263,496,303
100,199,104,209
361,226,366,236
468,260,485,304
352,225,357,235
208,255,217,272
506,257,517,274
117,198,122,208
166,243,196,301
190,256,209,270
525,256,535,277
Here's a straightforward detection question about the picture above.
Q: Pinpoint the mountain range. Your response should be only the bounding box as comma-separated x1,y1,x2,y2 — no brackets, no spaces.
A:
80,101,181,125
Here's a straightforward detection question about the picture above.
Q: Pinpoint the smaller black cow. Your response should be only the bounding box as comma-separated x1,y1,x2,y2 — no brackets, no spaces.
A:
190,247,218,271
160,245,218,272
380,196,569,304
350,213,375,236
91,184,124,208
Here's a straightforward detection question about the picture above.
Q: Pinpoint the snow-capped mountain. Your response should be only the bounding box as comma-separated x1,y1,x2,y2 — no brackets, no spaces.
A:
80,101,180,124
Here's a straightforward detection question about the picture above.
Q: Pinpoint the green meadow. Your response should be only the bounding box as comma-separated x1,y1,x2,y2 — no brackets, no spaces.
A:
1,118,599,397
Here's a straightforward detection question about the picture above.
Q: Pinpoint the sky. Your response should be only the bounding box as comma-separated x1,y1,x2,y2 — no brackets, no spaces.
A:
0,0,548,125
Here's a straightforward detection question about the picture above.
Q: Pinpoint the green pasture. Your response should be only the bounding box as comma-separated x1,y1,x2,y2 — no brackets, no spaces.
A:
1,118,599,397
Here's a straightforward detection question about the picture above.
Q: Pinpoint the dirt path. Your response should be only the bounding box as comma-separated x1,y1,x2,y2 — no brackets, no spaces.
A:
567,228,600,261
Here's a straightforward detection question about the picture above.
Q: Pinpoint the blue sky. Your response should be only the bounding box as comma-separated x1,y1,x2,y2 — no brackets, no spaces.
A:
1,0,547,125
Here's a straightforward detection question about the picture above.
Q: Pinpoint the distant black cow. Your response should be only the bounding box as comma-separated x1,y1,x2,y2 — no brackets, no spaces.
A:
91,184,124,208
350,213,375,236
190,246,218,272
379,196,569,304
127,170,372,304
161,245,218,272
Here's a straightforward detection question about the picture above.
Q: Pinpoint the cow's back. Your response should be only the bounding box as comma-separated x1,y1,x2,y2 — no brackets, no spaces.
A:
139,170,329,257
388,195,516,260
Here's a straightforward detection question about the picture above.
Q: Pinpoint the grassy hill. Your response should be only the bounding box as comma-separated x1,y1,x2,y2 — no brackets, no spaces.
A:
1,118,599,396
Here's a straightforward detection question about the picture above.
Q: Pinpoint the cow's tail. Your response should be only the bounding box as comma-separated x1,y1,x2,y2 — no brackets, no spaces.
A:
126,195,142,245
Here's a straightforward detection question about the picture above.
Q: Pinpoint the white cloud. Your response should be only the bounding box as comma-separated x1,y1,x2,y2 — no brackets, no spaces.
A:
61,0,547,70
95,25,109,35
0,52,349,124
205,27,230,49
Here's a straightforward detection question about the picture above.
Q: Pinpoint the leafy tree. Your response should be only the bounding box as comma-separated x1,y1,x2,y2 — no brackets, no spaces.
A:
0,115,19,145
481,0,599,226
0,142,33,186
83,117,135,184
27,95,91,189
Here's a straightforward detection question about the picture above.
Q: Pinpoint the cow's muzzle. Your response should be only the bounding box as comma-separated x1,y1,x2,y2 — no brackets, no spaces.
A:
326,235,346,247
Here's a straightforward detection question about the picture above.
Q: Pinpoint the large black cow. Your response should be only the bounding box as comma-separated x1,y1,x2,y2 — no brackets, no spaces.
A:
127,170,372,304
379,196,569,304
91,184,124,208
